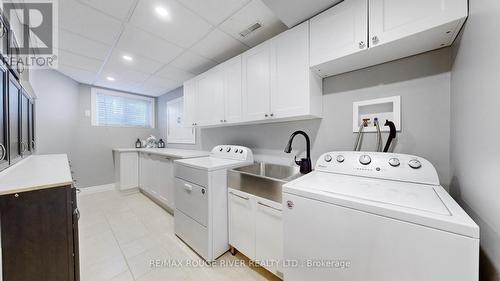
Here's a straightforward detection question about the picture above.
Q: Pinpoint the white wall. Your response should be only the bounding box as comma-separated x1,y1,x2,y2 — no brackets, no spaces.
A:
450,0,500,279
158,48,453,187
31,70,160,188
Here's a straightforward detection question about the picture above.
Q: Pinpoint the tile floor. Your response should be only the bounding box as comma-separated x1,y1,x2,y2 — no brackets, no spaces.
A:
78,189,281,281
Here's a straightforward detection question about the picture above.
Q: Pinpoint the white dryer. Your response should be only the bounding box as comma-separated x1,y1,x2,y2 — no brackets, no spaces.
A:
283,151,479,281
173,145,253,262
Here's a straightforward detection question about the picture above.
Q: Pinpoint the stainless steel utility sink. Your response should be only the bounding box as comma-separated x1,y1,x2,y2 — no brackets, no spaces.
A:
228,162,302,203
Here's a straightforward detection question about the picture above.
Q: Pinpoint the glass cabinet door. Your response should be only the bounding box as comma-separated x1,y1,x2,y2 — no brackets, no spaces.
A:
20,92,30,156
29,100,35,151
8,74,21,164
0,63,7,170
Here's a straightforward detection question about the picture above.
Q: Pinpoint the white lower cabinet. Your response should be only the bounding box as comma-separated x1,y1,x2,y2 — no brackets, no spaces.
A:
114,151,139,191
228,188,283,278
139,153,175,210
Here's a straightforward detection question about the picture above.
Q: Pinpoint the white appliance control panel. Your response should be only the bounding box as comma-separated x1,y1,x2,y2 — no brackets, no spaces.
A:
211,145,254,162
316,151,439,185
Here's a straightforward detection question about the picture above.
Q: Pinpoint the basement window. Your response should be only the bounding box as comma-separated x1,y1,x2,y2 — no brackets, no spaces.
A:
91,88,155,128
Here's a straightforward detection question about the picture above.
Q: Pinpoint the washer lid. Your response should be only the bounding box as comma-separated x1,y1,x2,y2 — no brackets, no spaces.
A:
174,157,250,171
284,172,479,238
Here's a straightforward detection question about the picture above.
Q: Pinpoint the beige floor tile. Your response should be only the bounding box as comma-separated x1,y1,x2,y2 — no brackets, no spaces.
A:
108,270,135,281
80,255,129,281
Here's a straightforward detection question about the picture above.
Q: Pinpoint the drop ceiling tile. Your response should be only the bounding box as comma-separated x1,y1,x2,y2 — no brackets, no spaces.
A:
219,0,287,47
59,0,122,45
98,65,150,86
78,0,137,20
140,76,181,96
191,28,248,63
176,0,250,25
117,25,184,64
105,49,163,75
170,51,217,75
59,29,111,60
129,0,213,48
156,65,195,82
56,49,104,73
57,64,97,84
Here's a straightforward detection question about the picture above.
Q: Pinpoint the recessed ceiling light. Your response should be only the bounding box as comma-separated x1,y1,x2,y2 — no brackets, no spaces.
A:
122,55,133,61
106,77,115,81
155,6,170,19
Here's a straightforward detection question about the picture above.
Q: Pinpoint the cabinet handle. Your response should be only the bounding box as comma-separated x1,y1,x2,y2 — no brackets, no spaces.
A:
0,143,5,161
74,208,80,221
359,41,365,49
183,183,193,191
264,114,268,118
372,36,379,45
270,113,274,117
257,201,282,212
229,191,249,200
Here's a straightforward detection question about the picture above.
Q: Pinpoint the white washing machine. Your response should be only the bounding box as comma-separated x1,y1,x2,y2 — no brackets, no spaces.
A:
283,151,479,281
173,145,253,262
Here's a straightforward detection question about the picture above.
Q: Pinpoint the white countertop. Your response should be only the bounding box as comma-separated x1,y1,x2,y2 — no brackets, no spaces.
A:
113,148,209,159
0,154,73,195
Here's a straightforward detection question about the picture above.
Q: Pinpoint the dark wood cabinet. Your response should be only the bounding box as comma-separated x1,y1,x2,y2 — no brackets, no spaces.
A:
0,185,80,281
0,61,7,171
20,91,30,156
28,99,35,151
7,73,20,164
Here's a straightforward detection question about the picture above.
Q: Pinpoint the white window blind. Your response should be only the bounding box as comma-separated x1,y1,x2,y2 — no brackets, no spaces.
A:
91,88,155,128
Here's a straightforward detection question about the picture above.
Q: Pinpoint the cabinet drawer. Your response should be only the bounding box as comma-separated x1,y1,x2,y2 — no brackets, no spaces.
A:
255,198,283,276
174,164,208,187
174,178,208,227
174,209,208,260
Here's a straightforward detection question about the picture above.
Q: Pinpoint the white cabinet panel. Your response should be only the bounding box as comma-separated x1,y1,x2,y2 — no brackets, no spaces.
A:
228,189,256,260
158,156,174,208
197,70,225,126
242,42,271,122
223,56,243,123
369,0,467,47
183,79,197,127
271,22,310,119
255,200,283,277
167,97,195,144
117,152,139,190
310,0,368,67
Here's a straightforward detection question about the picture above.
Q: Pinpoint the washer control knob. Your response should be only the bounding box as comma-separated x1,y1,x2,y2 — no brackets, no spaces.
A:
219,147,223,152
324,154,332,162
336,155,345,163
234,149,239,153
226,147,231,152
409,159,422,169
239,150,244,154
359,155,371,165
388,158,400,167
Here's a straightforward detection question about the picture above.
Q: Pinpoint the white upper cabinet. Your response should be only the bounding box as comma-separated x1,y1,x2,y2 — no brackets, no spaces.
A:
183,79,197,127
310,0,467,77
242,41,272,122
196,70,224,126
309,0,368,67
223,56,243,124
271,22,321,119
369,0,467,46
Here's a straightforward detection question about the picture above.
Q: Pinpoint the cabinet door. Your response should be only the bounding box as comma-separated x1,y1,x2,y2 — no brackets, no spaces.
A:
119,152,139,190
309,0,368,67
271,22,309,119
0,64,8,170
157,156,174,208
139,153,149,191
182,79,197,127
223,56,243,123
369,0,467,47
197,70,224,126
8,75,21,164
255,200,283,276
20,92,30,156
0,186,77,281
28,100,35,151
242,42,271,122
228,190,256,260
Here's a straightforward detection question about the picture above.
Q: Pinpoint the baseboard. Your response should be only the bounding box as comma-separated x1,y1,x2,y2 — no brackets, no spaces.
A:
78,183,116,195
140,189,174,215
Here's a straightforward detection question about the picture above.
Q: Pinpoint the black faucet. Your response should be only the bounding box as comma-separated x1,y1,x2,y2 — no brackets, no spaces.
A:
284,131,312,174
